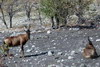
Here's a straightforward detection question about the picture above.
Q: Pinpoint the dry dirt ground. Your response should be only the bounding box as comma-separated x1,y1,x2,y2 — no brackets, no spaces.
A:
0,28,100,67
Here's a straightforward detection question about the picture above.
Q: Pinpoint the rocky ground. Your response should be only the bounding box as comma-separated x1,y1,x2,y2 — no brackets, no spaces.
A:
0,27,100,67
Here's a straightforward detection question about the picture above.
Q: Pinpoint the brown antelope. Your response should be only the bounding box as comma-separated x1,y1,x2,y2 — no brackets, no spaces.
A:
2,25,31,57
82,36,98,59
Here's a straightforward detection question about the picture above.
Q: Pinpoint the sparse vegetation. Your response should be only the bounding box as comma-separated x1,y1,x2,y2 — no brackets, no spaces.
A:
40,0,94,29
0,0,97,29
0,0,100,67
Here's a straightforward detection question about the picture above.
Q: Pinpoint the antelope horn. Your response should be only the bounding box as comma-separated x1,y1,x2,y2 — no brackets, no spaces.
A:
87,36,93,46
27,24,31,29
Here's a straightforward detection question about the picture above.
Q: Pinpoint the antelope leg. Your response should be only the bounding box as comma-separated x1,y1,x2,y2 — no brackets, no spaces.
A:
20,45,24,58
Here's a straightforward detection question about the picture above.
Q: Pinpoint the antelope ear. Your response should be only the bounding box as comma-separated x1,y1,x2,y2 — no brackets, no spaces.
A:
23,25,27,31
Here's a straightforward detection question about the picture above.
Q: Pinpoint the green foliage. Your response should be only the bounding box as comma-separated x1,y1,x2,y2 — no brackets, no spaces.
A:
40,0,56,17
40,0,76,18
0,45,4,54
0,44,10,54
40,0,94,17
75,0,94,14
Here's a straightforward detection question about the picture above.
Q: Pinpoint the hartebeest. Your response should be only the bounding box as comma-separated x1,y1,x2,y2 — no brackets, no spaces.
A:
82,36,98,59
2,25,31,57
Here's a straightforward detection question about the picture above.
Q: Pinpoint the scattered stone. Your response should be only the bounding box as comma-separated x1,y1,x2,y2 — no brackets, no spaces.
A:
78,47,83,52
68,56,73,59
96,36,99,37
95,63,100,66
90,37,93,40
71,66,76,67
80,64,87,67
53,43,56,45
48,51,54,56
69,28,80,31
51,40,55,42
47,30,51,34
57,52,63,55
26,49,32,52
65,66,69,67
15,54,18,56
48,64,60,67
61,59,64,62
96,39,100,42
14,61,17,63
63,38,67,42
70,51,75,55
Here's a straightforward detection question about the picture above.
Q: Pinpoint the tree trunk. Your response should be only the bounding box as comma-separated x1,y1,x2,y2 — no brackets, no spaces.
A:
77,0,85,24
55,14,59,29
38,8,42,25
0,7,8,29
26,10,31,20
27,12,30,20
10,16,12,28
76,13,85,24
64,17,67,26
51,16,55,29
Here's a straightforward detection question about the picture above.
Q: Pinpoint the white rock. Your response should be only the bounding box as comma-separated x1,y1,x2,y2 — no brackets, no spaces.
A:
69,28,72,30
81,59,84,61
47,30,51,34
37,30,42,33
42,58,46,61
65,66,69,67
78,47,83,52
90,37,93,40
71,66,76,67
35,50,39,53
96,39,100,42
53,43,56,45
69,28,80,31
8,61,11,63
53,47,56,49
51,40,55,42
80,64,86,67
48,51,53,56
63,38,68,42
57,60,61,63
48,64,60,67
65,52,68,56
95,63,100,66
96,36,99,37
61,59,64,62
26,49,31,52
68,56,73,59
25,45,28,48
57,52,63,55
1,31,4,33
71,51,75,55
31,30,36,33
15,54,18,56
32,45,35,48
73,28,80,30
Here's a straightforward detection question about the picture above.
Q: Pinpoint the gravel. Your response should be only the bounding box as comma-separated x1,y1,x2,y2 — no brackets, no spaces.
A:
0,28,100,67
